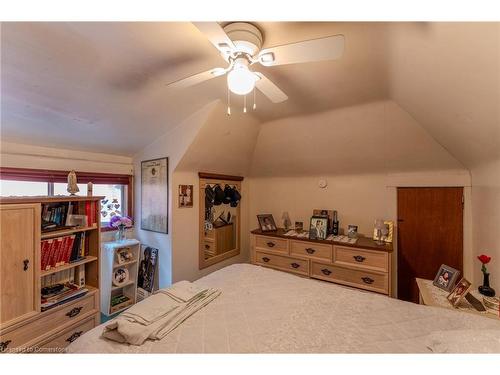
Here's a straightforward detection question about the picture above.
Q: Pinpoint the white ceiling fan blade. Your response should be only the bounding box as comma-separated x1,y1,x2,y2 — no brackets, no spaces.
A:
258,34,345,67
166,68,226,89
192,22,236,59
254,72,288,103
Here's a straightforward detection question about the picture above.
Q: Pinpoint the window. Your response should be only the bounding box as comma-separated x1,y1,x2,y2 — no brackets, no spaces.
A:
0,167,133,228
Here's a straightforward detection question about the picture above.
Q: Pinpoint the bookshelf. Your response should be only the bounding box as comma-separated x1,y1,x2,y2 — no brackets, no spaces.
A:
101,239,140,316
0,195,103,353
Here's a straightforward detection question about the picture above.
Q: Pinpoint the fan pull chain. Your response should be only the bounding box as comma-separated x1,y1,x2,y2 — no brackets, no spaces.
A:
253,87,257,110
227,86,231,116
243,95,247,113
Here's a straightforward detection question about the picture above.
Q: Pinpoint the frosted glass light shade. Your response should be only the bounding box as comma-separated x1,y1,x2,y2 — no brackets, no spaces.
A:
227,66,256,95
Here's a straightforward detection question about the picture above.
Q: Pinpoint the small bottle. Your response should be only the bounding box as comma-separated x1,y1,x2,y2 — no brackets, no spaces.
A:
332,210,339,235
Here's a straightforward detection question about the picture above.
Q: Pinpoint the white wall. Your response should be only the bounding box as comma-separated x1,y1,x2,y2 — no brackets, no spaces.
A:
131,102,218,288
0,141,133,174
471,159,500,292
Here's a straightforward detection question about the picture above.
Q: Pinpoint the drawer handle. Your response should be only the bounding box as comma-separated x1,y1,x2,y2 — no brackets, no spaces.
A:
0,340,12,353
290,262,300,269
266,242,276,248
262,257,270,263
23,259,30,271
353,255,366,263
66,330,84,343
305,248,316,254
205,244,210,250
362,277,374,284
66,306,83,318
321,268,332,276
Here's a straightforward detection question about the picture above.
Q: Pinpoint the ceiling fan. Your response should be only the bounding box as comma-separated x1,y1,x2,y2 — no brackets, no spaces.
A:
167,22,345,106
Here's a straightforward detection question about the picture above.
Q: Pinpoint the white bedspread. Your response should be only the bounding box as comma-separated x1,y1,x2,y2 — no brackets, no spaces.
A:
67,263,500,353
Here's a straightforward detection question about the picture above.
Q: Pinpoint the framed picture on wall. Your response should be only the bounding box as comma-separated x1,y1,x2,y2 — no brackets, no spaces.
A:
178,184,193,208
141,157,168,233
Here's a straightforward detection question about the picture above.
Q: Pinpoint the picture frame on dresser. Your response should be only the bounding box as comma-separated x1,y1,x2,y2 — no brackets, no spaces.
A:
257,214,277,232
309,216,328,240
433,264,460,292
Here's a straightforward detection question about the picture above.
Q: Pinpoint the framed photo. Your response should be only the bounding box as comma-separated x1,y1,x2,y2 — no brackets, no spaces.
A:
372,220,394,243
433,264,460,292
178,184,193,208
347,225,358,238
112,267,130,287
257,214,277,232
116,248,133,265
141,157,168,233
309,216,328,240
295,221,304,232
313,209,334,234
447,278,472,307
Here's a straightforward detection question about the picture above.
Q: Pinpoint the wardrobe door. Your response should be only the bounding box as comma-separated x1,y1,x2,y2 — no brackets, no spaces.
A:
0,204,40,328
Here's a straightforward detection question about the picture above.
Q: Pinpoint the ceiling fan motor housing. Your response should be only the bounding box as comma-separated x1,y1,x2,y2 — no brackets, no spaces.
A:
223,22,263,56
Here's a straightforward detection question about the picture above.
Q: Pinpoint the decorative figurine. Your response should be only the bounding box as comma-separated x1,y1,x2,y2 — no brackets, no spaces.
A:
67,170,79,195
282,211,291,231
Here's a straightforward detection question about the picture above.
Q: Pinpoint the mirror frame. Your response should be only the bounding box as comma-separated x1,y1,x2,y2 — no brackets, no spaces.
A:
198,172,243,270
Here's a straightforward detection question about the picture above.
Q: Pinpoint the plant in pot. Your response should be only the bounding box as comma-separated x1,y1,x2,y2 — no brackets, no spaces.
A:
109,215,133,242
477,254,496,297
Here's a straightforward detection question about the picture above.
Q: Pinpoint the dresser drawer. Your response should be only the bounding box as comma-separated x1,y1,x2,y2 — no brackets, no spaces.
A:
255,251,309,276
333,246,389,272
311,262,388,295
0,292,97,352
203,240,216,254
36,315,98,352
255,235,289,255
290,241,332,261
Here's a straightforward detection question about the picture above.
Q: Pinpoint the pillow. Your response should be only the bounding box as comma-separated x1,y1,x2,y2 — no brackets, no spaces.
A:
426,329,500,353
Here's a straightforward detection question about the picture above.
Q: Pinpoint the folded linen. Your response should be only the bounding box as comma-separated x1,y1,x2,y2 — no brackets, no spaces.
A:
157,280,208,303
102,283,221,346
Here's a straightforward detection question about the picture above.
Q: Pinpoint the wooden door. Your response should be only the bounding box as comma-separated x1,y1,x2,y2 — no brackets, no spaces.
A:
0,204,40,328
397,187,463,303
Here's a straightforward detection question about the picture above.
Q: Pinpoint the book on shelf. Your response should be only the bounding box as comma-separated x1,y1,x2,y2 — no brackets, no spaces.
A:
41,200,98,233
41,232,90,271
40,282,88,312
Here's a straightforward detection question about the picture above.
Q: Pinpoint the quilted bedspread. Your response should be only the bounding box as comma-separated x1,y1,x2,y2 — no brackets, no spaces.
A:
67,263,500,353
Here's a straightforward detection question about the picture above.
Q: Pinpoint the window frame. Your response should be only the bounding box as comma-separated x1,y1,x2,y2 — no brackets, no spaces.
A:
0,167,134,231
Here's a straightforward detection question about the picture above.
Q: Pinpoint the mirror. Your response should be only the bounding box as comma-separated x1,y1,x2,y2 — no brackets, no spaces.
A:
199,174,242,269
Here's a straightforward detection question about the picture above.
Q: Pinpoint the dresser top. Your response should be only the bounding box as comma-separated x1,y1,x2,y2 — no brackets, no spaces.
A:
251,228,393,252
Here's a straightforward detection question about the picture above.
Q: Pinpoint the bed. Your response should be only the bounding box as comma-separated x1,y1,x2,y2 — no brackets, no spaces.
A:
67,263,500,353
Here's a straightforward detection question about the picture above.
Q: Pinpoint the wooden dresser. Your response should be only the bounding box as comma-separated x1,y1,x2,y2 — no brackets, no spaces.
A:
250,229,393,296
0,196,102,353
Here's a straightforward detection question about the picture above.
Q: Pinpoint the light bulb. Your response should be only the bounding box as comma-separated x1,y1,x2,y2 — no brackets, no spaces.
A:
227,65,256,96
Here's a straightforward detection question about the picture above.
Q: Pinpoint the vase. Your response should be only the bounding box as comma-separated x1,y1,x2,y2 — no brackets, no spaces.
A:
478,272,496,297
115,227,126,242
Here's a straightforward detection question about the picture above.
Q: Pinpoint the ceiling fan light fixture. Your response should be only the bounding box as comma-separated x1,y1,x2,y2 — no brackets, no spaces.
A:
227,65,256,95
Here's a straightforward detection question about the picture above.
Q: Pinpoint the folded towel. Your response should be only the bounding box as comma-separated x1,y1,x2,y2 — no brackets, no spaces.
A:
102,283,221,346
157,280,208,303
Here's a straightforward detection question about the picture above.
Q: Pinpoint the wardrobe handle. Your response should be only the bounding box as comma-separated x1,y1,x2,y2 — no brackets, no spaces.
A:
0,340,12,353
305,248,316,254
66,307,83,318
262,257,270,263
321,269,332,276
362,277,374,285
266,242,275,248
23,259,29,271
353,255,366,263
66,331,83,343
290,263,300,269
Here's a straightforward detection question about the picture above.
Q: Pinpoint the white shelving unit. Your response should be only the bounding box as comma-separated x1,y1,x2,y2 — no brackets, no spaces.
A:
100,239,140,316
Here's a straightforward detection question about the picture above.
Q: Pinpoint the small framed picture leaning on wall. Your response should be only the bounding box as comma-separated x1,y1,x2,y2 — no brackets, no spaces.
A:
309,216,328,240
433,264,460,292
257,214,277,232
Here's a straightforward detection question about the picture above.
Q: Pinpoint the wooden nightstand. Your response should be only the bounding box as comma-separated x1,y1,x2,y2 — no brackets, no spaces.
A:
416,278,500,320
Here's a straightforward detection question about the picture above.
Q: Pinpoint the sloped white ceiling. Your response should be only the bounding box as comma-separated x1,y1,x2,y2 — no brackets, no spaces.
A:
388,22,500,169
1,22,498,174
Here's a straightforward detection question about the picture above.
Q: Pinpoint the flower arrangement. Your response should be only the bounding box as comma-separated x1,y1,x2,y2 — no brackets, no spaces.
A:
109,215,133,242
477,253,495,297
109,215,133,229
478,254,492,274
